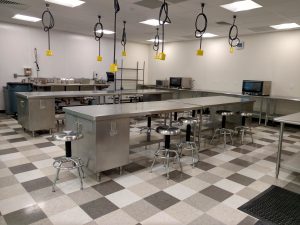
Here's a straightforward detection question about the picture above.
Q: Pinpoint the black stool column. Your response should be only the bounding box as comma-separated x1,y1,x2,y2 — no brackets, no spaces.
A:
241,116,246,126
192,110,196,117
186,124,191,142
165,135,171,149
174,112,178,121
147,116,152,129
222,116,226,129
65,141,72,157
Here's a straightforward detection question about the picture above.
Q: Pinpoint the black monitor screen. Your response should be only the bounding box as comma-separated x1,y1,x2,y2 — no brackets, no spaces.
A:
243,81,262,92
170,77,181,88
106,72,115,82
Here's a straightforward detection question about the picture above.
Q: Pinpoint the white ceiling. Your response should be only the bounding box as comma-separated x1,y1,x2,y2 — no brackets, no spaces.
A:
1,0,300,44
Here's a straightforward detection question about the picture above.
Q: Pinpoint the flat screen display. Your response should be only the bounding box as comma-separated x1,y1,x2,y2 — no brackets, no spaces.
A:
243,81,262,93
170,77,181,88
106,72,115,82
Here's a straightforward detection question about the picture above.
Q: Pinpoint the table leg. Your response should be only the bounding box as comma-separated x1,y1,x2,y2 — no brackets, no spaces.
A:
198,109,202,151
259,98,263,125
265,98,270,126
276,122,284,178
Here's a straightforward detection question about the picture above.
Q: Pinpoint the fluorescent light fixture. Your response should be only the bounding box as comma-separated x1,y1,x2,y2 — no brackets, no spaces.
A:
201,33,218,38
140,19,169,26
96,29,115,35
270,23,300,30
221,0,262,12
45,0,85,8
147,39,163,42
12,14,41,22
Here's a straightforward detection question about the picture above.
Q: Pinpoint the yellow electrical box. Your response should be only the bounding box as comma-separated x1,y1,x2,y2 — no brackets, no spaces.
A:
197,49,204,56
97,55,103,62
122,51,127,57
154,53,160,60
159,52,166,61
110,63,118,72
46,50,53,56
230,47,234,54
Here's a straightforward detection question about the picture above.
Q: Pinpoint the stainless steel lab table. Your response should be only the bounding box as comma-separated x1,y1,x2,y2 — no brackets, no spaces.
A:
275,112,300,178
63,96,254,177
15,89,173,135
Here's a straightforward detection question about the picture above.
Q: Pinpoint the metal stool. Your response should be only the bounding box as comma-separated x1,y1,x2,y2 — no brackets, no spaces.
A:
235,112,254,144
140,116,156,134
178,117,199,167
210,110,234,147
150,126,182,179
52,130,84,192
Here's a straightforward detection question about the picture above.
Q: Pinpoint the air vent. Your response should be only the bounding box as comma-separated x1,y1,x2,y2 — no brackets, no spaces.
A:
0,0,29,10
216,21,231,26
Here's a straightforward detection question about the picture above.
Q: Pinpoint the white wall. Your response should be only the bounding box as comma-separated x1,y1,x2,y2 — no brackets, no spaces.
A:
0,22,149,110
148,30,300,98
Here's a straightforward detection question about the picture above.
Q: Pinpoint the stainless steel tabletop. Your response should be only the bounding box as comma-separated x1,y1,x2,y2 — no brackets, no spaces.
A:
63,100,200,121
15,89,172,99
168,96,255,107
274,112,300,125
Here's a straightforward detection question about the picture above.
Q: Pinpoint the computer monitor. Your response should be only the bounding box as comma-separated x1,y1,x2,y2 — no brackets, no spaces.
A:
106,72,115,82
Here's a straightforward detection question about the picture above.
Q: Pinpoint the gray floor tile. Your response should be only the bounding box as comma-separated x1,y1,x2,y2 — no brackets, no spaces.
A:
92,180,124,196
7,137,27,143
3,205,47,225
237,216,258,225
185,193,219,212
80,197,118,219
9,163,37,174
164,170,191,182
35,142,55,148
22,177,53,192
188,214,225,225
0,148,18,155
201,185,233,202
230,158,252,167
196,161,216,171
227,173,256,186
144,191,179,210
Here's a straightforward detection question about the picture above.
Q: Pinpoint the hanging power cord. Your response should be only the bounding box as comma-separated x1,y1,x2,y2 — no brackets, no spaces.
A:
121,21,127,57
153,28,160,59
94,15,104,62
42,3,55,56
228,15,240,54
34,48,40,79
111,0,120,73
195,3,207,56
158,0,171,60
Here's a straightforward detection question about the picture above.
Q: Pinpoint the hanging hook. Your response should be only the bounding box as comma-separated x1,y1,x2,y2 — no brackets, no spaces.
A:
42,3,55,56
94,15,104,61
228,15,240,49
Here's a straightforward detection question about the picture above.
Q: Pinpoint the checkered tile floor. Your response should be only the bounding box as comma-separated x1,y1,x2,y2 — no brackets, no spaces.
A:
0,114,299,225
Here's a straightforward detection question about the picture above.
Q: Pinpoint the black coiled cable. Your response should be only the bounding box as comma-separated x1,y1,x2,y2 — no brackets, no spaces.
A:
195,3,207,50
94,15,103,57
228,15,240,48
159,0,171,53
42,3,55,51
121,21,127,52
153,28,160,52
113,0,120,64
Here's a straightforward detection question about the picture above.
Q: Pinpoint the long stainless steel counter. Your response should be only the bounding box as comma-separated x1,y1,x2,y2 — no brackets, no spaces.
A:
63,96,254,178
16,89,173,135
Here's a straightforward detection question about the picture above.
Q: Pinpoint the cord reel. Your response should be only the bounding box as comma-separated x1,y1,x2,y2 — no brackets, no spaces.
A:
42,3,55,56
158,0,171,61
110,0,120,72
94,15,104,62
195,3,207,56
121,21,127,57
228,15,240,54
153,28,160,59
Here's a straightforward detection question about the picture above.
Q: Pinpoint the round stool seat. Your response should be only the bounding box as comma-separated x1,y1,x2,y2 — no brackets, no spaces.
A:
240,112,253,117
53,130,83,142
156,126,180,136
216,110,234,116
178,117,198,125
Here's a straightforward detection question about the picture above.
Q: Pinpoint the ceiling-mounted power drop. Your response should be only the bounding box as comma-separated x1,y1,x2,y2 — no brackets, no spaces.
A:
153,28,160,60
195,3,207,56
42,3,55,56
121,21,127,57
110,0,120,73
94,15,104,62
158,0,171,61
228,15,240,54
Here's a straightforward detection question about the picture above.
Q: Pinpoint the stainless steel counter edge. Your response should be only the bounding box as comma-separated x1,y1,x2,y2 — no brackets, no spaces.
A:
274,112,300,125
15,89,173,99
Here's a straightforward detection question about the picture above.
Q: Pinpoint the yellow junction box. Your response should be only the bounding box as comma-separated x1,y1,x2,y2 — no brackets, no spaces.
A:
197,49,204,56
46,50,53,56
97,55,103,62
122,51,127,57
110,63,118,72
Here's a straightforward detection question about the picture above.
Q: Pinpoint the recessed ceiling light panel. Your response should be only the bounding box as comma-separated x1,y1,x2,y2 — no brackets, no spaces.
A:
202,33,218,38
12,14,41,22
140,19,169,26
45,0,85,8
221,0,262,12
270,23,300,30
147,39,163,42
96,29,115,35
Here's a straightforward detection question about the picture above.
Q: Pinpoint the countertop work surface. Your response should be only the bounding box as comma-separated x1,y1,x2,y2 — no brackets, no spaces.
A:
63,100,201,121
15,89,172,99
168,96,255,107
63,96,253,121
274,112,300,125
